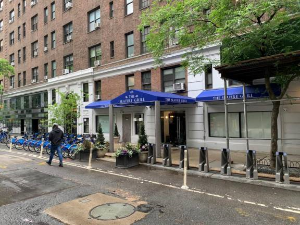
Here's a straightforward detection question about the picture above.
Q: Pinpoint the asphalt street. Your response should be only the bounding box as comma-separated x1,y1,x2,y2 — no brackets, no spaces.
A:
0,148,300,225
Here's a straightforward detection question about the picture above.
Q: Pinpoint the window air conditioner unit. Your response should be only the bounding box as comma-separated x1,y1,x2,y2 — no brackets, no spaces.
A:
31,0,37,7
10,62,15,66
31,78,37,83
66,2,73,9
94,22,100,29
95,95,101,100
44,76,48,80
62,69,69,75
173,83,185,91
66,35,72,42
9,19,13,24
44,46,48,52
33,50,38,57
94,60,100,67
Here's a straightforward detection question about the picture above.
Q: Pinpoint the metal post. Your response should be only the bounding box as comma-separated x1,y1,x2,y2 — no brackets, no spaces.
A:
147,143,156,164
246,150,258,179
179,145,189,169
199,147,209,173
276,152,290,184
242,84,249,150
9,138,13,152
40,138,44,157
109,104,114,152
155,101,161,158
181,150,189,190
221,148,231,176
87,142,93,169
162,144,172,167
224,79,229,149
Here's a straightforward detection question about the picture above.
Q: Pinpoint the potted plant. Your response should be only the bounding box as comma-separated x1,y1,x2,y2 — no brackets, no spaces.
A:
115,143,140,168
138,122,148,163
114,123,120,144
78,139,97,161
93,124,108,158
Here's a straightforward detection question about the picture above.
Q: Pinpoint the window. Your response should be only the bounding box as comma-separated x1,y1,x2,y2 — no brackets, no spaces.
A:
23,23,26,37
63,22,73,43
24,96,29,109
95,80,101,100
110,41,114,58
18,3,21,17
51,2,55,20
126,32,134,58
32,94,41,109
31,14,38,31
0,1,3,10
23,47,26,62
44,35,48,49
64,54,73,72
205,64,213,89
141,26,150,54
208,112,272,139
10,98,16,110
96,115,109,133
0,20,3,31
109,2,114,18
51,31,56,49
32,67,38,82
51,31,56,48
64,0,72,11
9,10,14,23
18,26,21,40
228,79,240,86
16,97,21,110
126,75,134,90
23,71,26,85
23,0,26,13
44,63,48,78
9,54,14,64
142,71,151,90
31,41,38,58
51,60,56,77
44,92,48,107
44,7,48,23
162,66,185,92
10,76,15,88
0,40,3,52
18,50,21,64
88,8,100,32
134,113,144,135
18,73,21,87
9,31,14,45
52,89,56,104
140,0,150,9
89,44,101,67
125,0,133,15
83,83,89,102
83,118,89,133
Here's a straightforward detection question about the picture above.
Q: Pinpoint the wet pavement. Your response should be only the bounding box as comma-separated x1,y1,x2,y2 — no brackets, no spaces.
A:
0,147,300,225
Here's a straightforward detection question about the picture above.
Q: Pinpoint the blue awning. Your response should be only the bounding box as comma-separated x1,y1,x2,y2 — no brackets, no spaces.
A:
111,89,195,106
196,84,281,102
85,100,120,109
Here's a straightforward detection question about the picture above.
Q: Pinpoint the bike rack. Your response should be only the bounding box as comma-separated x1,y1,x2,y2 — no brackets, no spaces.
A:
162,144,172,167
179,145,189,169
221,148,232,176
147,143,156,164
246,150,258,179
275,152,290,184
199,147,209,173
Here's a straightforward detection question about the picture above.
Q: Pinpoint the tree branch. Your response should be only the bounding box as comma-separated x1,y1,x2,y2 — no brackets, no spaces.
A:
264,68,276,100
278,74,299,99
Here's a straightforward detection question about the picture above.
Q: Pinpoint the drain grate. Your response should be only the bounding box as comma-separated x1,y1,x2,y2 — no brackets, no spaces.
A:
89,203,135,221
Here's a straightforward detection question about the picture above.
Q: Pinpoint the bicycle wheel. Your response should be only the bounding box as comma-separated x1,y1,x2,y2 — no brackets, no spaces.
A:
5,139,11,149
62,149,69,158
28,144,36,152
35,145,41,153
15,142,23,150
45,145,51,155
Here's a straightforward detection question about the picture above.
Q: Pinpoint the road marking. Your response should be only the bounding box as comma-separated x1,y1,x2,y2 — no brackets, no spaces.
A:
0,165,7,169
1,148,300,216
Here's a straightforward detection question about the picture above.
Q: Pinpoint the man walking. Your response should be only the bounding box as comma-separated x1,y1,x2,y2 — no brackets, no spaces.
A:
47,123,64,167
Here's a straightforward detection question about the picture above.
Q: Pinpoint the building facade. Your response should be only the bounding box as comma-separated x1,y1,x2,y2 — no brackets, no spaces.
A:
0,0,299,155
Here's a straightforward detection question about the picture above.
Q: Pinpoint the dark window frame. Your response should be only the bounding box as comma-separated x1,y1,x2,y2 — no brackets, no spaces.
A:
125,0,133,15
110,41,115,58
141,26,150,54
44,7,48,23
126,75,134,91
88,7,100,32
140,0,150,9
64,54,73,72
89,44,101,67
205,64,213,89
31,14,38,31
142,71,151,91
83,83,89,102
51,31,56,49
32,67,38,82
51,60,56,78
162,66,186,93
125,32,134,58
109,1,114,18
63,22,73,43
51,2,55,20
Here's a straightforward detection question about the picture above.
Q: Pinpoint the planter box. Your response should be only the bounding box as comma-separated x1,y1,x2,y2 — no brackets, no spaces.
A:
116,153,139,168
139,151,148,163
79,150,97,162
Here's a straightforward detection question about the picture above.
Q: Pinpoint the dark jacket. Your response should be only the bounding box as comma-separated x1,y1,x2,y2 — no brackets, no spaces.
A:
49,127,64,146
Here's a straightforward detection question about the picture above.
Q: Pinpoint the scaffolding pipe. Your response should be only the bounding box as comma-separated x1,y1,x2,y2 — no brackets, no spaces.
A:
224,79,229,149
242,84,249,150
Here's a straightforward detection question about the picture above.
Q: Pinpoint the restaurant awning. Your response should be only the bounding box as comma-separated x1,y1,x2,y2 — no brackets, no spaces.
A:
85,100,121,109
110,89,196,106
196,84,281,102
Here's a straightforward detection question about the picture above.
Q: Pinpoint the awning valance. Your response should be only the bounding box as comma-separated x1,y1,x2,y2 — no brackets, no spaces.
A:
110,89,195,106
85,100,121,109
196,84,281,102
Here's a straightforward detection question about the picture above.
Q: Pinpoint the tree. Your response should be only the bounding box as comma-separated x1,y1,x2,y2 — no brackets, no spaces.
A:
138,122,148,147
96,123,105,145
48,91,81,134
140,0,300,167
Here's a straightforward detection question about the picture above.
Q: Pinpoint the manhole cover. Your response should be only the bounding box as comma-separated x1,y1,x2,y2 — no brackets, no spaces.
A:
89,203,135,220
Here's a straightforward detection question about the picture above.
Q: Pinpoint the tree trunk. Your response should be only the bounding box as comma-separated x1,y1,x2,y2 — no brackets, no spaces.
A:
270,101,280,168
